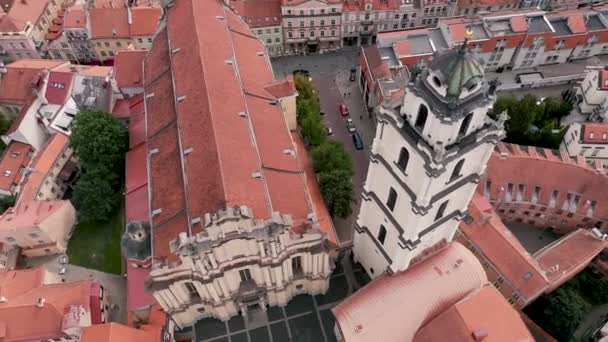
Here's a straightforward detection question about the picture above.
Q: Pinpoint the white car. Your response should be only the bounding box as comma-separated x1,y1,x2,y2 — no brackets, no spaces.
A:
326,127,334,136
346,118,356,133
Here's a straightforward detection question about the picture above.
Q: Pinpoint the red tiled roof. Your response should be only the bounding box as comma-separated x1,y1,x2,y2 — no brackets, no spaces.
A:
89,7,161,39
393,40,411,57
230,0,281,28
581,122,608,143
0,0,49,32
510,16,528,32
535,229,608,286
128,96,146,148
45,71,73,105
18,133,69,204
362,46,390,84
281,0,341,5
333,243,489,342
461,194,549,301
64,5,87,28
0,142,33,193
126,265,155,312
568,14,587,34
111,98,131,120
343,0,399,12
0,267,100,341
81,322,162,342
264,75,297,99
114,50,146,88
0,200,71,232
126,144,148,222
414,285,534,342
144,0,315,261
0,59,67,106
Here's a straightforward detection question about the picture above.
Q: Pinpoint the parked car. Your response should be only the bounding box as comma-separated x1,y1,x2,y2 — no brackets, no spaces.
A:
350,67,356,81
352,132,364,150
346,118,356,133
326,127,334,136
339,103,349,116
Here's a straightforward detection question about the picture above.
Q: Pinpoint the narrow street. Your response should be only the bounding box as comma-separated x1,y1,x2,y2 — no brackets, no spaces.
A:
272,49,375,245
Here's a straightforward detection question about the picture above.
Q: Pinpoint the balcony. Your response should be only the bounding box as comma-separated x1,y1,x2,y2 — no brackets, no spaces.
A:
361,19,373,25
237,279,266,303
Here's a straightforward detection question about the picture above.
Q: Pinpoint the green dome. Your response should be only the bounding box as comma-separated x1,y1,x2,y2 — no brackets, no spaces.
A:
428,47,485,108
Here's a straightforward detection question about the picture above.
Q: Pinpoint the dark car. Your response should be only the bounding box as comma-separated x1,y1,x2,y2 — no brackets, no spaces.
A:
352,132,364,150
350,67,356,81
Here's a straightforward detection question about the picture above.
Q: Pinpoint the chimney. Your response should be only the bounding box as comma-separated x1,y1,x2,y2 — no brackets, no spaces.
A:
36,297,46,308
472,329,488,341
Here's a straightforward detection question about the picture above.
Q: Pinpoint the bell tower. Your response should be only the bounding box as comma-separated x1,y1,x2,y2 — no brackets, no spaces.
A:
353,31,507,278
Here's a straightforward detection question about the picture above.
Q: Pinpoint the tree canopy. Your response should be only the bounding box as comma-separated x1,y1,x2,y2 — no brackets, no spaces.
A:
318,170,354,219
70,111,127,223
536,287,589,341
295,75,355,218
70,111,128,172
492,95,571,149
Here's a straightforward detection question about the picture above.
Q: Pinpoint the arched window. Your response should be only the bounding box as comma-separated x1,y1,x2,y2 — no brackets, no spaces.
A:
377,225,387,245
415,104,428,131
387,187,397,211
397,147,409,172
435,200,449,221
458,112,473,137
449,159,464,182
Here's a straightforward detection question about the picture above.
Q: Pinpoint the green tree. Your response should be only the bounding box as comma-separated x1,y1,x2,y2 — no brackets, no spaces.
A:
542,97,572,123
72,170,121,223
311,141,354,175
0,195,15,213
70,111,128,172
301,113,326,147
318,169,354,219
536,287,590,341
294,74,316,100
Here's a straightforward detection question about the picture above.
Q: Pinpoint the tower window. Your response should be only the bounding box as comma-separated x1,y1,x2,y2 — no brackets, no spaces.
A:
435,200,448,221
387,188,397,211
449,159,464,182
531,186,541,203
377,225,387,245
397,147,409,172
414,104,428,132
433,76,441,87
458,113,473,138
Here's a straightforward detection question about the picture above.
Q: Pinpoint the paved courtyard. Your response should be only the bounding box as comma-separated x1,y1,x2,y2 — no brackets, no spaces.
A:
192,255,371,342
504,221,560,254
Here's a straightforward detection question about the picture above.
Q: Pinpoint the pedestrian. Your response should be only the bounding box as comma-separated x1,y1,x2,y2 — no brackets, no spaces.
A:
348,92,351,96
360,114,363,120
344,92,346,98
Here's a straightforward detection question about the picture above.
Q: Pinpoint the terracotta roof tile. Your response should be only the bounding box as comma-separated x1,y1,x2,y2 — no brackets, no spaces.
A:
229,0,282,28
126,265,155,312
64,5,86,28
81,322,161,342
414,285,534,342
0,267,100,341
89,7,160,39
511,16,528,33
333,243,488,342
0,0,49,32
581,122,608,143
45,71,73,105
568,14,587,34
114,50,146,88
0,142,33,193
0,200,71,232
0,59,67,106
264,76,297,99
144,0,317,260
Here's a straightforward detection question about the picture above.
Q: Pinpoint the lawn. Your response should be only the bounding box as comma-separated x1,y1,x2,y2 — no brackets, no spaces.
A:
67,205,124,274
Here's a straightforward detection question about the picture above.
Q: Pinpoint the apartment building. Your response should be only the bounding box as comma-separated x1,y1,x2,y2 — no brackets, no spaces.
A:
0,199,75,257
0,0,70,61
113,49,146,98
281,0,343,54
141,0,337,331
562,122,608,164
571,66,608,121
0,142,34,197
368,7,608,73
0,267,110,339
0,59,69,118
230,0,285,56
63,4,97,63
89,6,161,62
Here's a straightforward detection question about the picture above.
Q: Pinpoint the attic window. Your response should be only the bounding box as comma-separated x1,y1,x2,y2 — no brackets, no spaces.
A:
523,272,532,280
3,170,11,177
10,152,20,158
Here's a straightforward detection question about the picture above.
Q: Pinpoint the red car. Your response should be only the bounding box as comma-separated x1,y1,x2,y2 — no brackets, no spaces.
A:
339,103,349,116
